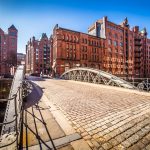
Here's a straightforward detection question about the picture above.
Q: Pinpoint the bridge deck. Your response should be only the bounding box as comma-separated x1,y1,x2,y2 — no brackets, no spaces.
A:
33,78,150,150
21,80,89,150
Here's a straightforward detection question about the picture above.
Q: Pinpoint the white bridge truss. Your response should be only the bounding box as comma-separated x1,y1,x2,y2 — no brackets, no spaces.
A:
60,67,135,89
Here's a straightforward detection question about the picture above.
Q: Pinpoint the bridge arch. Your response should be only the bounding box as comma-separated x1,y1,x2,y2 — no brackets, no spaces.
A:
60,67,135,89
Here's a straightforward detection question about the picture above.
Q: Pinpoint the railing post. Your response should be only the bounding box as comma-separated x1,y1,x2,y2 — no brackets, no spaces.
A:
132,78,134,87
147,78,148,91
14,93,18,150
88,71,90,82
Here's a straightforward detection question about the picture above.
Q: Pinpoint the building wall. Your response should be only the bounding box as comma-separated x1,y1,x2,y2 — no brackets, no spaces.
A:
88,17,135,78
26,34,51,74
145,39,150,77
51,17,150,78
0,25,17,75
26,17,150,79
51,25,105,76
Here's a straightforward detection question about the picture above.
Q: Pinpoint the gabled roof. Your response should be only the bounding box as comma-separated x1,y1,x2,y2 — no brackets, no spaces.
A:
8,24,18,31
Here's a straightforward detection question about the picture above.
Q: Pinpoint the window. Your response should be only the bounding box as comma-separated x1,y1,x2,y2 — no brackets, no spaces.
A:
66,43,69,49
73,54,76,59
85,39,87,44
82,38,84,43
120,36,123,40
70,53,72,58
85,46,87,52
73,45,76,50
120,42,123,47
82,54,84,60
70,36,73,41
85,54,87,60
67,52,69,58
81,46,84,52
76,37,79,42
114,41,118,46
108,39,112,45
11,38,15,46
9,32,17,36
74,36,76,42
66,35,69,41
114,34,118,39
108,48,112,52
62,35,65,40
70,44,73,50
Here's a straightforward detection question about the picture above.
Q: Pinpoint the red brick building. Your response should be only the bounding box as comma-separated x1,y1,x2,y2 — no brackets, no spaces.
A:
88,17,134,78
26,16,150,78
26,33,51,75
146,39,150,77
51,17,150,78
0,25,18,75
51,24,105,76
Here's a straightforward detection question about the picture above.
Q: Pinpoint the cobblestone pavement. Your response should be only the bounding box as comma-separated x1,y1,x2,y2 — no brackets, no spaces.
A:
34,79,150,150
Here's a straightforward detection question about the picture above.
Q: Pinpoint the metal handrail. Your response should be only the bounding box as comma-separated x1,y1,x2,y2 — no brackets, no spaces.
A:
0,65,24,149
0,117,16,126
0,86,22,149
0,137,17,149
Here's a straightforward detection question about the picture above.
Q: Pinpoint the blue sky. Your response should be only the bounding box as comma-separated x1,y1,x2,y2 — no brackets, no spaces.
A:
0,0,150,53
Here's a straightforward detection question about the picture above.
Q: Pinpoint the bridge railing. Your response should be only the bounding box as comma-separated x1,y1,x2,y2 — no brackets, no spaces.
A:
0,65,24,150
0,86,23,149
123,78,150,91
60,67,135,89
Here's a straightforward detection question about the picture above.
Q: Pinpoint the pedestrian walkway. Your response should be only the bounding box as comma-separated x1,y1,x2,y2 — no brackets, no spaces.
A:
20,80,91,150
33,79,150,150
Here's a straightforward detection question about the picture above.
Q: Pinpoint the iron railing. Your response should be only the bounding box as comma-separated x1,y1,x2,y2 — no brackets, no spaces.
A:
0,85,23,149
126,78,150,91
0,65,24,150
60,67,135,89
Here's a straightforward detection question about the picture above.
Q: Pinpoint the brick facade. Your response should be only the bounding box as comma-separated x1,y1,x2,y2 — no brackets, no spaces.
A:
51,17,150,78
88,17,134,78
26,16,150,79
0,25,17,75
51,24,105,76
26,33,51,75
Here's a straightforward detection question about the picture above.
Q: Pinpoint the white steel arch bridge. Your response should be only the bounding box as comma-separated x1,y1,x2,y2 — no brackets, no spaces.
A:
60,67,136,89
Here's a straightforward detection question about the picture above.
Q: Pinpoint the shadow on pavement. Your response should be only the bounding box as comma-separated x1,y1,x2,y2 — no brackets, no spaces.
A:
26,76,46,81
19,82,57,150
23,82,43,109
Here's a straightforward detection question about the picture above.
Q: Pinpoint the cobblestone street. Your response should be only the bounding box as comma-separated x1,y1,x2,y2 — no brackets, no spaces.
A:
35,79,150,150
